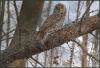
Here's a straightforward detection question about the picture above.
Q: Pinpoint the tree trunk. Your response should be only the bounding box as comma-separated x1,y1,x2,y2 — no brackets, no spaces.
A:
0,1,5,67
81,1,90,67
3,0,44,67
81,35,88,67
92,30,98,67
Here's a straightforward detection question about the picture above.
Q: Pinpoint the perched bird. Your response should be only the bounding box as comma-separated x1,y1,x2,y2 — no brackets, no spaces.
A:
36,3,66,44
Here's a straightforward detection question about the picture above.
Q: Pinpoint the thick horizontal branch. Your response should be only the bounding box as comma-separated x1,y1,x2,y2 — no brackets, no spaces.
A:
1,15,99,65
44,16,99,46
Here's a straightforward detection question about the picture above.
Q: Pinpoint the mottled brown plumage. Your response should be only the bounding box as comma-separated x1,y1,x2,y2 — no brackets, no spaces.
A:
36,3,66,43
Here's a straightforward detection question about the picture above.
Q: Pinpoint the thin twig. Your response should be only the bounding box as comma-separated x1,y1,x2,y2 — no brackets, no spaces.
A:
72,39,99,62
30,56,45,67
80,1,94,21
28,59,35,67
76,0,80,21
0,29,15,38
79,1,94,33
1,36,13,41
13,0,18,18
89,10,99,14
69,42,75,67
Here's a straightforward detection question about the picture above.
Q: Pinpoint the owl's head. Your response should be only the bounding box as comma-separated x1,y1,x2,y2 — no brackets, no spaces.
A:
53,3,66,14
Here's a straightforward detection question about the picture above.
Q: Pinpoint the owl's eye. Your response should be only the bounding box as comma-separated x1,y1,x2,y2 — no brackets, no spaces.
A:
56,6,59,10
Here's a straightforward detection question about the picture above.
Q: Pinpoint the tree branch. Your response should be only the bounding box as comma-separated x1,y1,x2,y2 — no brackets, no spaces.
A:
30,56,45,67
72,39,99,61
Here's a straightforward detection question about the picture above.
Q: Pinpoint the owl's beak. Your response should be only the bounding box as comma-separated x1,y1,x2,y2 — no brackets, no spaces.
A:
60,9,64,13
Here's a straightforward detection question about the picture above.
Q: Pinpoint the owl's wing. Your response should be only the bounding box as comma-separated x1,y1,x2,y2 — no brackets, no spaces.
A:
37,13,64,40
40,13,61,31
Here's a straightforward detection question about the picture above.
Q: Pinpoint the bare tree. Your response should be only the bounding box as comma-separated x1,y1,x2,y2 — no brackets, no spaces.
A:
0,0,99,67
0,0,5,67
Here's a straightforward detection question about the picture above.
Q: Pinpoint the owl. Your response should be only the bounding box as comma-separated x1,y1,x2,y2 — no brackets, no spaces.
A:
36,3,66,43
